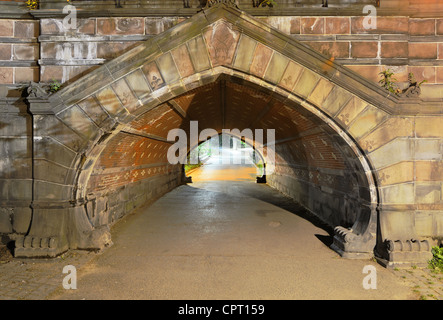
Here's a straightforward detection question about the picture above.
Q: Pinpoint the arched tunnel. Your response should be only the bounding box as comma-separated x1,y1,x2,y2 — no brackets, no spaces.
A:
85,77,374,235
17,2,430,265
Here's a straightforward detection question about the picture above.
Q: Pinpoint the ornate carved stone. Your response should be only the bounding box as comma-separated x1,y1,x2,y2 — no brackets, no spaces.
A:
205,0,238,8
376,239,433,268
27,81,50,99
331,225,376,259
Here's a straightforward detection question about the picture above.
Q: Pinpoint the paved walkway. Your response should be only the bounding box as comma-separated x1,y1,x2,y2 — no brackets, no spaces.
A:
0,153,441,300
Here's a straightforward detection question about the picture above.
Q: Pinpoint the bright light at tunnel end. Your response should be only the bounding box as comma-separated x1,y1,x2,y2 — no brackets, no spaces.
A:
166,121,275,175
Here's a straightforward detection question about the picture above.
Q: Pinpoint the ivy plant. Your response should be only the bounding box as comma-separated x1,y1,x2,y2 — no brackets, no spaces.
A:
379,69,400,96
428,246,443,272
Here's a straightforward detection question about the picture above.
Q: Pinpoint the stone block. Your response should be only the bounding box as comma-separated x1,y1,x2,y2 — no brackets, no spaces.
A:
8,180,32,202
14,67,39,83
381,183,415,205
289,17,300,34
264,51,289,85
0,20,14,37
380,42,408,59
12,207,32,234
436,66,443,83
409,18,435,36
125,69,152,99
0,67,13,84
348,105,388,139
95,86,125,116
34,114,86,152
97,18,144,35
40,66,64,83
351,41,378,58
14,21,38,38
436,18,443,35
408,43,437,59
171,44,195,78
292,69,320,99
305,41,349,58
0,44,11,61
186,36,211,73
359,117,414,152
111,78,141,114
415,117,443,138
97,41,137,60
325,17,350,35
420,84,443,99
308,78,334,107
142,61,165,91
77,96,109,127
156,52,181,84
321,85,352,117
301,17,324,35
78,18,96,35
415,139,442,160
345,65,382,84
145,17,179,35
12,44,39,61
57,105,97,140
278,60,304,92
34,159,71,185
414,211,434,237
368,138,413,169
351,17,409,34
33,180,71,201
335,96,368,128
250,43,273,78
33,136,76,169
232,35,257,72
376,161,413,187
416,161,443,182
0,208,12,234
203,21,240,67
416,182,442,204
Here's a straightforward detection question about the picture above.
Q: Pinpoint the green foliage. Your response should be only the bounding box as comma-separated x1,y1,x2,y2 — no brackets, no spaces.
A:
258,0,277,7
408,72,427,88
379,69,400,96
48,79,62,93
428,246,443,272
25,0,38,10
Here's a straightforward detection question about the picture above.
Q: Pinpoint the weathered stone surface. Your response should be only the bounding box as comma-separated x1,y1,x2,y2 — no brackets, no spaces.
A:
95,87,126,116
250,43,273,77
171,44,195,78
111,78,141,114
368,138,413,169
409,43,437,59
264,52,289,85
186,36,211,73
0,20,13,37
301,17,324,34
142,61,165,91
335,96,368,128
292,68,320,99
277,60,303,92
380,41,408,58
97,18,144,35
351,41,378,58
232,35,257,72
204,21,240,67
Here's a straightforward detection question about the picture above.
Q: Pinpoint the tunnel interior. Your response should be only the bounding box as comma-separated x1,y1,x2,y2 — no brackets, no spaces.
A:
83,76,372,235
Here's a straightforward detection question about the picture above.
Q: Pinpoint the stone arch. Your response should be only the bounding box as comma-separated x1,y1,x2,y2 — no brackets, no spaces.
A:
17,3,406,261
